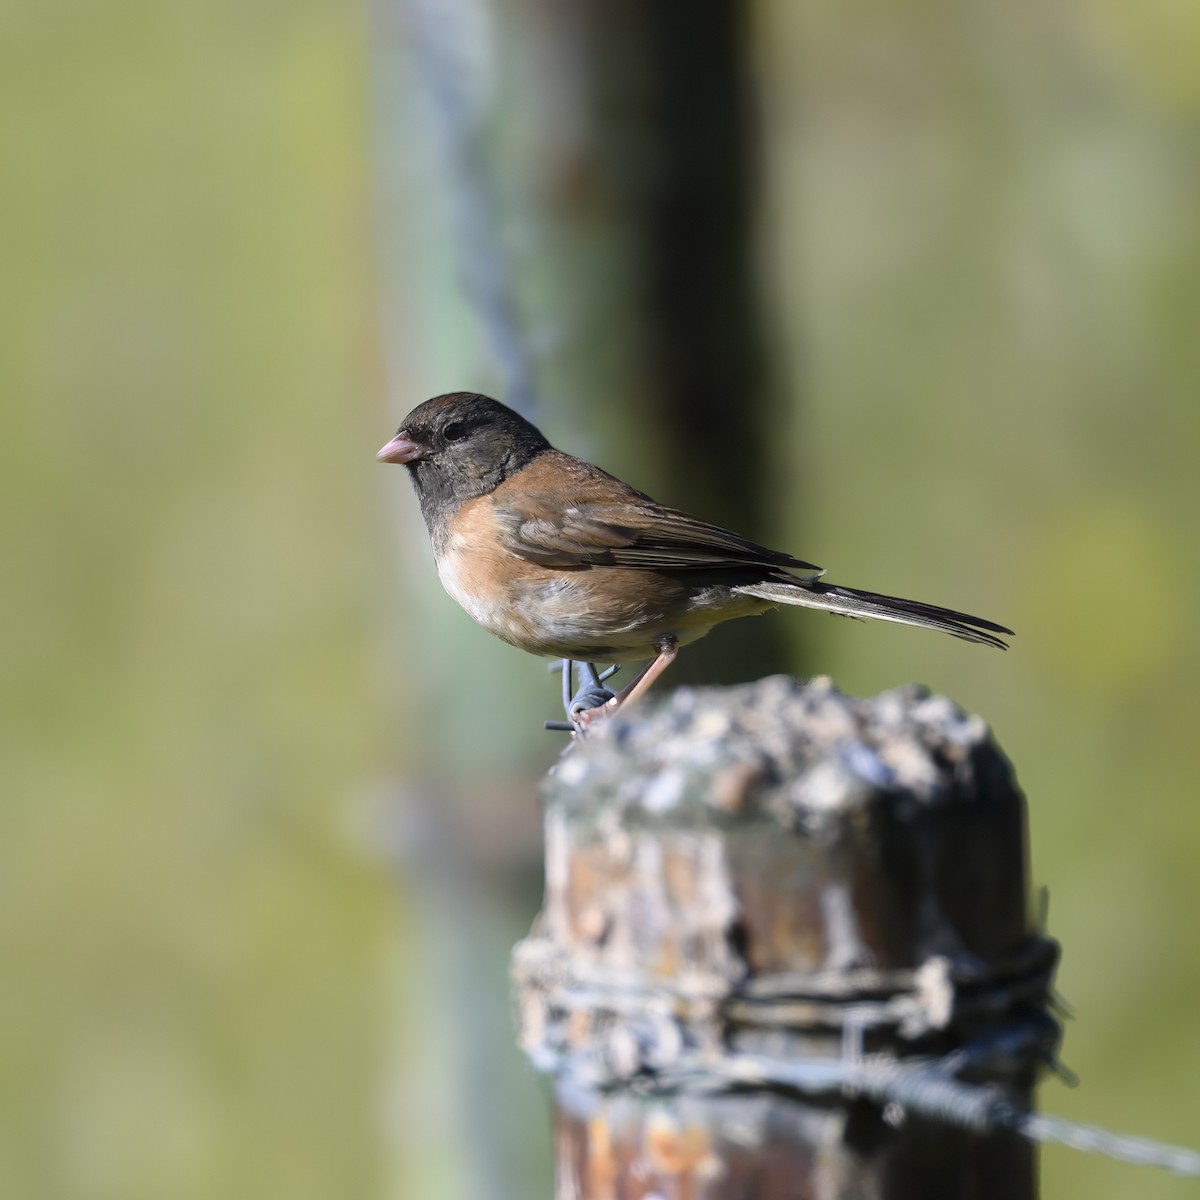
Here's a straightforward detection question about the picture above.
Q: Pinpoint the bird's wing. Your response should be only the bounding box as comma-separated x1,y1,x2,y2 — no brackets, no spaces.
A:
494,452,822,575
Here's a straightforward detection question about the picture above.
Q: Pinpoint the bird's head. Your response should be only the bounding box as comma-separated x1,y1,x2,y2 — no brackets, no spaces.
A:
377,392,551,520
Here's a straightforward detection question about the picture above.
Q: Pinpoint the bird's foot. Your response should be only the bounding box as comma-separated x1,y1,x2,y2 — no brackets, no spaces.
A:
570,694,621,736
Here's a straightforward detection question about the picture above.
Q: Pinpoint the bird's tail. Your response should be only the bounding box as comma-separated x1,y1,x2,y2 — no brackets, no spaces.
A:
736,578,1012,650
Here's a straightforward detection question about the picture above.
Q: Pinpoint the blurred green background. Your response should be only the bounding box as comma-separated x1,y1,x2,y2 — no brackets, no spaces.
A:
4,0,1199,1197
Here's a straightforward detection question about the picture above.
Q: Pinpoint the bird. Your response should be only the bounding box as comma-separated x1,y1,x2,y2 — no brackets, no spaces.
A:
377,392,1011,726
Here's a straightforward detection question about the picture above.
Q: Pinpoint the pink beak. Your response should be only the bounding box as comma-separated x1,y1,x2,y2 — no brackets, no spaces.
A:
376,432,426,464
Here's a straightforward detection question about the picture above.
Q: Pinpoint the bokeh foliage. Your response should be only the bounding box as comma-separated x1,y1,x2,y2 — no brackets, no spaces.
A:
3,1,397,1197
4,0,1199,1197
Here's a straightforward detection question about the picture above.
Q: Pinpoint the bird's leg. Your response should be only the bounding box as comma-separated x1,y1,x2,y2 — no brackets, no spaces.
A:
574,636,678,731
611,637,677,708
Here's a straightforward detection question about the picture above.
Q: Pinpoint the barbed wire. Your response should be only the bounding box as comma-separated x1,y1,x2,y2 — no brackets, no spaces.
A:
1018,1112,1200,1177
516,936,1200,1181
559,1043,1200,1179
402,0,539,419
738,1052,1200,1179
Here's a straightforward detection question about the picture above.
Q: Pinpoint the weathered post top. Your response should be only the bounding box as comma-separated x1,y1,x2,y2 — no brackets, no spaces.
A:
514,675,1060,1199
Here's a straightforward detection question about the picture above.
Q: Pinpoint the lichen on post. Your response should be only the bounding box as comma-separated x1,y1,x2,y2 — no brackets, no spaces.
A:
513,675,1060,1199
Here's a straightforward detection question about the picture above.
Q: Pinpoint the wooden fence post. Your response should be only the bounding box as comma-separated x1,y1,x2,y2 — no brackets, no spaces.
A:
513,675,1060,1199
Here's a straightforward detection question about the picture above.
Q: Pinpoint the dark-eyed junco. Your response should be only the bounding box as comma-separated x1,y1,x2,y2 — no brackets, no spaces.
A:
378,393,1010,722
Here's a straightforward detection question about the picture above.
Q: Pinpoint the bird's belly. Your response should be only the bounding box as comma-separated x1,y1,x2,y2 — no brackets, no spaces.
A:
436,535,772,661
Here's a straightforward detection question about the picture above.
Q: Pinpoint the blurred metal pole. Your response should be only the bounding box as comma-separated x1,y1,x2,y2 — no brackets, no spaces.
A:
514,677,1060,1198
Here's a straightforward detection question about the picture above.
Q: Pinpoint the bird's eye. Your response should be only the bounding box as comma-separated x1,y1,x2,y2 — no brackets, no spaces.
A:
443,421,467,442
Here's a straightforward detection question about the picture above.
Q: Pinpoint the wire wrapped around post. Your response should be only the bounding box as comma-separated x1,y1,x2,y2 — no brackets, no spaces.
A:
513,676,1060,1199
